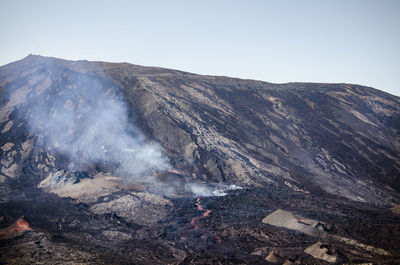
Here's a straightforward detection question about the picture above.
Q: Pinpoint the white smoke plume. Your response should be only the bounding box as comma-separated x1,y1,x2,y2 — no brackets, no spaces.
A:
8,58,240,197
184,183,242,197
22,60,169,178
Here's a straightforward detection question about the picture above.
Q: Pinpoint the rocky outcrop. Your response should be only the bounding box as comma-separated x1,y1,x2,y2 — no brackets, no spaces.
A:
262,209,329,237
265,250,283,263
90,192,172,226
262,209,391,257
304,242,338,263
392,204,400,215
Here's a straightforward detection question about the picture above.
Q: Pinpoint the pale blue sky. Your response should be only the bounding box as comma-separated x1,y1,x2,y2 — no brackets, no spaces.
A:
1,0,399,96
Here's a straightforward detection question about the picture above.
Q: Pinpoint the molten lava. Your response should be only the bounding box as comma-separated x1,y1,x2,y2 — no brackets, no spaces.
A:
190,198,222,244
15,217,32,232
195,198,204,211
166,168,185,175
191,198,208,230
0,216,33,239
203,209,211,217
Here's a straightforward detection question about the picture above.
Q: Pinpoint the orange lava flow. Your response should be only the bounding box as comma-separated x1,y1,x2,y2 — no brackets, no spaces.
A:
166,169,184,175
190,198,206,231
0,216,32,239
190,216,200,230
203,209,211,217
195,198,204,211
15,217,32,232
190,198,223,244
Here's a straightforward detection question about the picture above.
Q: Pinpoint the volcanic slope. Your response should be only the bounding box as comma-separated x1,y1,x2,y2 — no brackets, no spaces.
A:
0,55,399,264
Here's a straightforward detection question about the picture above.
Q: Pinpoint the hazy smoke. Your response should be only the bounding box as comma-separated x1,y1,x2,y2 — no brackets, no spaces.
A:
10,59,239,197
185,183,242,197
24,62,169,178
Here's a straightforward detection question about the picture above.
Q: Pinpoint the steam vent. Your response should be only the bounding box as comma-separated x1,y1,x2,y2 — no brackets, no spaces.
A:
1,55,400,264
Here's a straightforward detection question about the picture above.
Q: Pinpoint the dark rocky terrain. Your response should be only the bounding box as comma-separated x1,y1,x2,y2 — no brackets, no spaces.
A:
0,55,399,264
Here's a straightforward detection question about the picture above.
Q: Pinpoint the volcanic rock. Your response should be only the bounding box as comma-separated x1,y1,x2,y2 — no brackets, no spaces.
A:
392,204,400,215
265,250,283,263
262,209,328,237
0,55,400,264
89,192,172,225
262,209,391,257
304,241,337,263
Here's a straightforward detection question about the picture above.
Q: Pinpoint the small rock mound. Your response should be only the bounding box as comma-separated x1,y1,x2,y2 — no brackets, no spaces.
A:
304,242,337,263
262,209,327,237
265,250,282,263
392,204,400,215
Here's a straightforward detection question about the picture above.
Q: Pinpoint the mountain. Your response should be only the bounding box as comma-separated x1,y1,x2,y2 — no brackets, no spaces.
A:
0,55,399,264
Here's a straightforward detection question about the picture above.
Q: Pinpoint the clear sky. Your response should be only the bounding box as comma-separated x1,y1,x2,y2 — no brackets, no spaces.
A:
0,0,399,96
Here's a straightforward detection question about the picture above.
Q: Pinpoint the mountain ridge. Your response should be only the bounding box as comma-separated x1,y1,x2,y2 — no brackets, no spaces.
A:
7,54,398,95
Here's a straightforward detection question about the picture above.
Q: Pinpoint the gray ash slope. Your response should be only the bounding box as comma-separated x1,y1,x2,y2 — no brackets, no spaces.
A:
0,55,400,264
